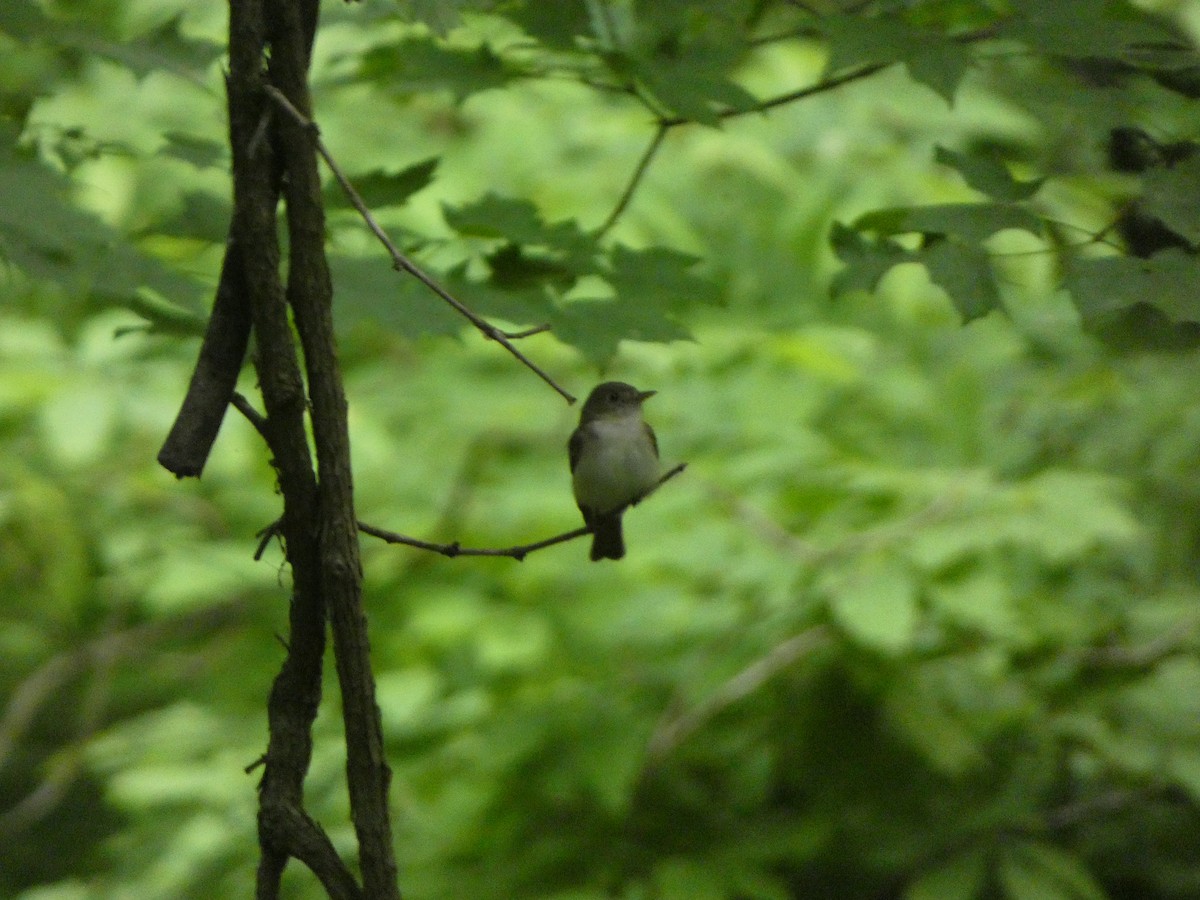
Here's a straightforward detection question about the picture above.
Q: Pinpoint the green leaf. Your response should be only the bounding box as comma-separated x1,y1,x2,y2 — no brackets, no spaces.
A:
935,145,1044,202
0,2,50,37
652,858,727,900
1143,154,1200,247
91,15,224,80
0,123,205,307
831,222,1006,317
1065,250,1200,324
604,245,719,313
152,190,230,242
631,44,758,126
1116,657,1200,738
94,242,207,307
161,132,228,170
829,222,912,296
998,0,1181,60
443,266,556,325
905,851,986,900
360,38,515,102
329,254,463,338
551,297,691,366
126,291,208,338
821,15,918,70
928,571,1020,641
919,240,1003,321
444,194,595,261
332,157,439,210
821,15,973,102
508,1,592,50
905,44,974,104
485,243,577,291
854,203,1044,244
825,556,918,654
885,659,991,774
406,0,466,36
1000,841,1106,900
11,14,223,81
536,245,714,363
444,194,550,241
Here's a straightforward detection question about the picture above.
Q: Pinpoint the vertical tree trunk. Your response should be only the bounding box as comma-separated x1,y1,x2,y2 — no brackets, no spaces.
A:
220,1,401,896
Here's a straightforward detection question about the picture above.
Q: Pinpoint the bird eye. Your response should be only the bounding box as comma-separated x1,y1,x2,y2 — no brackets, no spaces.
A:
608,391,620,402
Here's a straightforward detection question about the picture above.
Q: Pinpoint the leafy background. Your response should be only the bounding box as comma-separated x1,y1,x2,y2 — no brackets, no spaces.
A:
4,0,1200,898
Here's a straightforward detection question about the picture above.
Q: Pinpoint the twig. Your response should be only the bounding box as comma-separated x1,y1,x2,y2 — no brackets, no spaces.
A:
358,520,590,561
255,518,284,561
1072,619,1200,670
599,63,889,236
595,122,669,239
1043,789,1142,831
360,462,687,561
500,323,552,339
646,625,832,760
232,390,270,439
665,61,891,127
0,605,244,837
262,84,575,404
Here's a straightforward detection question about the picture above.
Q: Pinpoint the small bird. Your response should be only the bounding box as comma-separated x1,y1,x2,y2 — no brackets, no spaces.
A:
568,381,660,561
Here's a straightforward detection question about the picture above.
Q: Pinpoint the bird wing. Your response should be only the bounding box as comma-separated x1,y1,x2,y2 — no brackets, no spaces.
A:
645,422,659,458
567,425,586,473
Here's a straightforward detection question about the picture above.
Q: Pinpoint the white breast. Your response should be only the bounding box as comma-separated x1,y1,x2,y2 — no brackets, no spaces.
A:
572,417,660,514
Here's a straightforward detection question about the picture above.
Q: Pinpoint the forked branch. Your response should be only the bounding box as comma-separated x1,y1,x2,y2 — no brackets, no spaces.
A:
262,84,575,404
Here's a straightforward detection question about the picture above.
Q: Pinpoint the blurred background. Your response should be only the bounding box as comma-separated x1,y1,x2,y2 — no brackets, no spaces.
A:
4,1,1200,897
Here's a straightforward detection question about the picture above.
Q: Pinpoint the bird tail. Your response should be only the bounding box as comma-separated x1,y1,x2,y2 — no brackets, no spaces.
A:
589,513,625,561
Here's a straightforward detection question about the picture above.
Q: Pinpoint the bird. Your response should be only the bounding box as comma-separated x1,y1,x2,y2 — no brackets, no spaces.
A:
568,381,660,561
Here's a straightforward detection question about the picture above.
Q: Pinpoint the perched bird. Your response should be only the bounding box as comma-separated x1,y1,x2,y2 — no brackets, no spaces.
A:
568,381,660,561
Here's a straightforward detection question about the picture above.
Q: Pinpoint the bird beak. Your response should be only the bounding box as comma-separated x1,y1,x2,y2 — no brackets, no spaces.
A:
637,389,657,403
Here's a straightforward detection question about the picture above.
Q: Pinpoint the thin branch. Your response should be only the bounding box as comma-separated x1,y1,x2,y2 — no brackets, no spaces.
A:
594,122,669,239
749,27,816,47
599,63,890,236
0,605,244,837
262,84,575,405
254,518,284,561
360,462,687,561
500,322,552,339
646,625,833,760
670,61,891,127
260,805,364,900
1042,214,1127,252
1042,789,1146,832
156,235,254,478
784,0,820,14
359,520,589,561
1072,619,1200,671
232,390,270,439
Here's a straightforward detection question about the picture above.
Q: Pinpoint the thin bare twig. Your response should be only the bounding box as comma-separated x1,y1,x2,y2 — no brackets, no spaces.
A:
670,61,891,127
599,63,889,236
0,605,244,837
360,462,687,561
595,122,669,239
232,390,270,439
262,84,575,404
501,323,552,339
254,518,284,561
358,520,590,561
647,625,833,760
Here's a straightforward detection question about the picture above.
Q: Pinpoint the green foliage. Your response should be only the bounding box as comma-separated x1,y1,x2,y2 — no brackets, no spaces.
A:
5,0,1200,899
